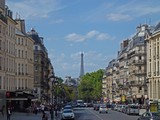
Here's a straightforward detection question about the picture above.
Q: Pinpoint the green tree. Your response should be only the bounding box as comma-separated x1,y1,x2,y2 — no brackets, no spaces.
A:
78,69,104,102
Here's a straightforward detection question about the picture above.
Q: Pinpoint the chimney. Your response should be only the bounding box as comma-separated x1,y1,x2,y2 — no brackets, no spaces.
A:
0,0,5,11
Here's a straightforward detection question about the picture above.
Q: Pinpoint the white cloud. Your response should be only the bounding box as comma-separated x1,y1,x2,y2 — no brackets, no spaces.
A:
96,33,110,40
65,33,85,42
50,19,64,24
65,30,113,42
106,1,160,22
106,13,132,21
49,50,108,78
6,0,64,20
86,30,99,38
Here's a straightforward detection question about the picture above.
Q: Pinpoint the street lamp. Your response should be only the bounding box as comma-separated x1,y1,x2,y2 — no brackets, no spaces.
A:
49,75,66,120
49,75,57,120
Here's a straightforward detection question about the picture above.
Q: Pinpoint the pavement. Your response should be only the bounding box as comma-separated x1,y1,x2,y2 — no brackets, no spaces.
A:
0,111,61,120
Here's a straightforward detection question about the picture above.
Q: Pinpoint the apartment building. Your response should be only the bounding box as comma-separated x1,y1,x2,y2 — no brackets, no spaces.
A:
146,22,160,100
105,59,117,102
27,28,51,102
104,25,151,104
0,2,16,91
127,24,148,104
117,40,129,98
112,61,120,102
102,74,107,101
15,19,34,91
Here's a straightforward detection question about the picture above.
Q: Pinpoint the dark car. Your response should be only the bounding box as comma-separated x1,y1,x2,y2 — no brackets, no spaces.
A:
137,112,160,120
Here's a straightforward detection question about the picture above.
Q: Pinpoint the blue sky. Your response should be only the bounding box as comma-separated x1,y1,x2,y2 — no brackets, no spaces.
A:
6,0,160,79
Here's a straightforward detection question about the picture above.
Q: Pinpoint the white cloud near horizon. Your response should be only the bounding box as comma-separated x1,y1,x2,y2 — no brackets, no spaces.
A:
48,50,109,78
106,13,132,21
106,1,160,21
65,30,114,42
6,0,65,20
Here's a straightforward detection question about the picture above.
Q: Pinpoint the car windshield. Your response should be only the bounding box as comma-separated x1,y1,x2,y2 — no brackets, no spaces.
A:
130,106,138,109
63,110,73,113
64,106,72,109
100,106,106,108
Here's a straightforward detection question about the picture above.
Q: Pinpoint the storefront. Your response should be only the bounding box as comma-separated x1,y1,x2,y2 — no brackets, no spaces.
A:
6,91,37,112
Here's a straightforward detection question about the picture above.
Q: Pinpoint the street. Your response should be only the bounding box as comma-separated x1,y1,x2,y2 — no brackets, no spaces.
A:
0,107,139,120
75,107,139,120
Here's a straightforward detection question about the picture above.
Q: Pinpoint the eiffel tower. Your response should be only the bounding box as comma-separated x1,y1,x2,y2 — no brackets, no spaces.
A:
79,52,84,78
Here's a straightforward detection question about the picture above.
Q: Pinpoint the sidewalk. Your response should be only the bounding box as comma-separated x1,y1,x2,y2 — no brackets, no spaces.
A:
0,111,61,120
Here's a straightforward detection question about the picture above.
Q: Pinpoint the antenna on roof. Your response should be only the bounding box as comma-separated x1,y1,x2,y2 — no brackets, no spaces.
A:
149,18,151,26
16,12,18,19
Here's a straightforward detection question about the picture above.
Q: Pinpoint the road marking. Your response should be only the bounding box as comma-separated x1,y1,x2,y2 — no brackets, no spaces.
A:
87,109,104,120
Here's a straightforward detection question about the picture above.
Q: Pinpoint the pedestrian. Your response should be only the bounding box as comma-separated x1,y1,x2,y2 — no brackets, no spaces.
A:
7,107,11,120
1,105,5,116
42,112,48,120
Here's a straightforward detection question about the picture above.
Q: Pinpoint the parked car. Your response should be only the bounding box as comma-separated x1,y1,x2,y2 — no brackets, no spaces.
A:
137,111,160,120
61,109,75,120
121,105,128,113
99,105,108,113
126,104,139,115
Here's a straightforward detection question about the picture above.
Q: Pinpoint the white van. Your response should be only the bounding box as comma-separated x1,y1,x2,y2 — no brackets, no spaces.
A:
126,104,139,115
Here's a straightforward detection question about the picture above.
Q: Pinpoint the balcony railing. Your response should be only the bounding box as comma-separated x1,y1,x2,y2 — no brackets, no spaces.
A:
132,70,146,75
135,50,145,55
133,60,146,64
129,80,144,86
0,12,7,24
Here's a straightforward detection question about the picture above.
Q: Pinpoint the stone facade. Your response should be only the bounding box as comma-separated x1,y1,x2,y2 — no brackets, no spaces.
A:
146,22,160,100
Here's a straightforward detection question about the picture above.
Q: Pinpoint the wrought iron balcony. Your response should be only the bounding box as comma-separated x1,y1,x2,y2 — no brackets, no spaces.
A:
0,12,7,24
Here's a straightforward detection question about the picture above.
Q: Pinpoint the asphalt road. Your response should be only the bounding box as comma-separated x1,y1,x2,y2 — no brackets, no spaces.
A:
74,107,139,120
0,107,139,120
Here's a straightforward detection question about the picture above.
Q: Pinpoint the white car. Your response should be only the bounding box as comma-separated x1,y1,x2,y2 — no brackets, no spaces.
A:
61,109,75,120
99,105,108,113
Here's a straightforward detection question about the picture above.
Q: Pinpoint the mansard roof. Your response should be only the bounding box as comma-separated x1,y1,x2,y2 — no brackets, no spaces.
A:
15,28,25,36
153,22,160,34
27,28,41,43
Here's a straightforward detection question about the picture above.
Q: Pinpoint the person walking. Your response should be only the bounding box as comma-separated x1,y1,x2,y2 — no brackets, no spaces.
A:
7,107,11,120
42,112,48,120
1,105,5,116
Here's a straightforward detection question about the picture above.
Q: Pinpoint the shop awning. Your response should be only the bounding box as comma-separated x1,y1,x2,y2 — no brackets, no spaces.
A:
7,98,28,100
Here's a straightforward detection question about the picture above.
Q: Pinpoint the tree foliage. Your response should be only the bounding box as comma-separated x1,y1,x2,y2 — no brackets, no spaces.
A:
78,69,104,102
63,85,76,102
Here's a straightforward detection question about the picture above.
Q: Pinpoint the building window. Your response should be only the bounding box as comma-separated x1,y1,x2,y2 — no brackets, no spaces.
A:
22,64,24,75
25,51,27,58
18,50,20,57
22,50,23,58
22,38,23,45
0,76,1,89
0,40,1,50
18,64,20,74
0,57,1,70
35,66,38,71
35,46,38,50
18,38,20,44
